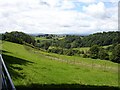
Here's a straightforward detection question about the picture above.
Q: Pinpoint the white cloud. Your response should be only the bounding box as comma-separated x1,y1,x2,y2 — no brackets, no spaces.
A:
40,0,60,7
100,0,119,3
77,0,96,3
83,2,107,19
60,0,75,9
0,0,118,34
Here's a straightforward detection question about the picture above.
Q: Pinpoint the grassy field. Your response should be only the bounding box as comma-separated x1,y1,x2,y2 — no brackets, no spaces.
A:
103,45,113,49
73,47,90,52
73,45,113,52
1,41,119,89
35,37,52,41
35,36,65,41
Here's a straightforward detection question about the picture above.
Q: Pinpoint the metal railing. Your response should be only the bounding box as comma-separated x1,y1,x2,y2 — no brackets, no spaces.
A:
0,54,16,90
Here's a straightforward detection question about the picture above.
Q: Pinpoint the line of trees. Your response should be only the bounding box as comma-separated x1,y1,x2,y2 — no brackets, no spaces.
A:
47,47,83,56
85,44,120,63
39,31,120,49
82,31,120,47
47,44,120,63
2,31,36,46
89,45,109,60
110,44,120,63
35,31,120,50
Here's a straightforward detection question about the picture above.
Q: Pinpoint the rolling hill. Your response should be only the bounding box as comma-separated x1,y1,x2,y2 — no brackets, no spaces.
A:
2,41,119,89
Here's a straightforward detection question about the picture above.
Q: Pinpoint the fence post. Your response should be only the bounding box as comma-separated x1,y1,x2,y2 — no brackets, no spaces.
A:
67,59,68,64
92,60,94,69
104,62,106,71
74,59,75,64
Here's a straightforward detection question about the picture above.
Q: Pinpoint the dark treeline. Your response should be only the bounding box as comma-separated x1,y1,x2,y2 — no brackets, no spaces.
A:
36,31,120,50
51,31,120,48
1,31,119,48
82,31,120,46
88,44,120,63
2,31,36,46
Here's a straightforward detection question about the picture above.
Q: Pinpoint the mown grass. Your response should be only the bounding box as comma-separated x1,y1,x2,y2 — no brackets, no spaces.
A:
2,41,119,89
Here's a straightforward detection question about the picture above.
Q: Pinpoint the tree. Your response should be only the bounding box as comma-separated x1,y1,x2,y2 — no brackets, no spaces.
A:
64,49,74,56
71,41,79,48
83,54,88,58
3,31,36,45
65,43,71,49
0,34,2,40
98,48,109,60
37,40,40,43
110,44,120,63
42,41,51,50
46,36,52,39
89,45,100,59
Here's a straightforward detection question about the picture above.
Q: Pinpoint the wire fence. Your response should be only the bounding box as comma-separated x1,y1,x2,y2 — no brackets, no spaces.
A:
24,46,118,73
43,54,118,72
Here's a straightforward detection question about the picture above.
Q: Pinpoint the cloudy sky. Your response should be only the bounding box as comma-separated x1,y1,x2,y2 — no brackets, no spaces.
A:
0,0,118,34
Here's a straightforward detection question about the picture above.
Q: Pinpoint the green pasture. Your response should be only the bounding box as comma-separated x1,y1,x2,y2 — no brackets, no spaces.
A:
1,41,119,89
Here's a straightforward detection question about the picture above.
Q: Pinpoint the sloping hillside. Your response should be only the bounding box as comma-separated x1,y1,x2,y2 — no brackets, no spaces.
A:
2,41,118,89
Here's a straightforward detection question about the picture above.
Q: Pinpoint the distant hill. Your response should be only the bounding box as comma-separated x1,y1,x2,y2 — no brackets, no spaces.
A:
48,31,120,48
81,31,120,47
1,31,120,48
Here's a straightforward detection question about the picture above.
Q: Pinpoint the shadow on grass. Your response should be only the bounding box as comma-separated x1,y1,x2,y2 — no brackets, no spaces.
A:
1,50,12,54
16,84,119,90
2,54,33,65
2,54,34,79
1,53,119,90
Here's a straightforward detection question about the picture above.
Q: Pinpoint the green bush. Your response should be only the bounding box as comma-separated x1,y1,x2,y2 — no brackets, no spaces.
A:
89,45,100,59
83,54,88,58
110,44,120,63
98,48,109,60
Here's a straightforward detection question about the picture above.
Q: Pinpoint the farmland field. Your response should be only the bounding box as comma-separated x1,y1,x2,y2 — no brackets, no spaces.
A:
35,37,51,41
73,47,90,51
1,41,119,89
